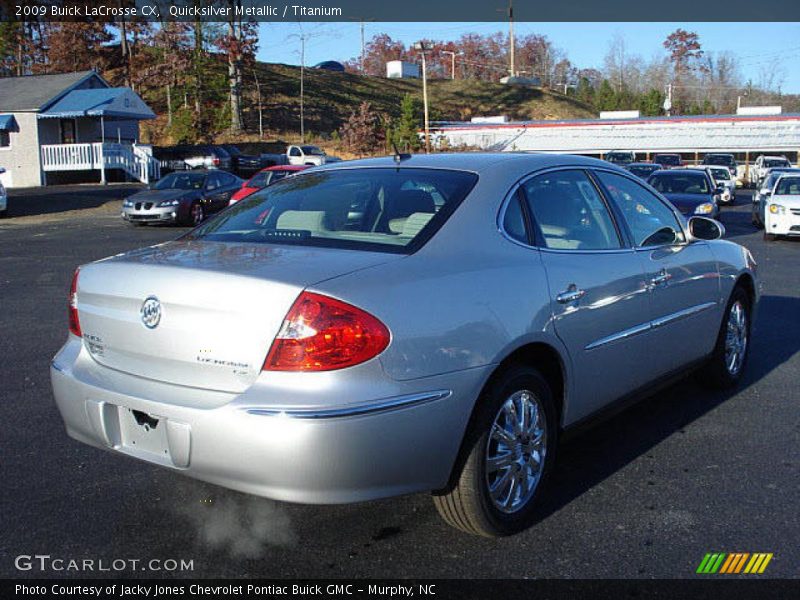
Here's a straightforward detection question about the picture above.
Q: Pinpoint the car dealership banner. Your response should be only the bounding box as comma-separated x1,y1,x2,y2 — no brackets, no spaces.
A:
2,0,800,22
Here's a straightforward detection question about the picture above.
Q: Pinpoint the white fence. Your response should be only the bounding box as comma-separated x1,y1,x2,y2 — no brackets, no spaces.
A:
41,142,160,184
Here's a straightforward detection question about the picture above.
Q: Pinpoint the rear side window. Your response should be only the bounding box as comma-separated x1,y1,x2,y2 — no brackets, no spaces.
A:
502,193,529,244
191,168,478,254
521,170,621,251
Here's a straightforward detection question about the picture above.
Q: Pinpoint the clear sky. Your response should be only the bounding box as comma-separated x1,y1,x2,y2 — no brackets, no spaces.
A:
257,22,800,93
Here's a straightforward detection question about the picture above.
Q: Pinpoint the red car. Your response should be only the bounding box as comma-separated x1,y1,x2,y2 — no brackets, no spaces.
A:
229,165,310,204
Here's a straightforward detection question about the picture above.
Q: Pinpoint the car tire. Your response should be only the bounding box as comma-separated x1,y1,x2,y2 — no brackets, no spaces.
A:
0,209,7,219
188,202,204,227
432,365,557,537
700,286,752,390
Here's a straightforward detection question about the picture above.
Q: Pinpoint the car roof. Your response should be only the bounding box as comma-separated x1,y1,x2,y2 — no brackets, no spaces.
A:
309,152,615,179
626,162,657,167
263,165,308,172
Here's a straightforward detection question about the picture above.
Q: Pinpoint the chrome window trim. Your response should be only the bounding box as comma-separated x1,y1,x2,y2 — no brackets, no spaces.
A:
245,389,452,419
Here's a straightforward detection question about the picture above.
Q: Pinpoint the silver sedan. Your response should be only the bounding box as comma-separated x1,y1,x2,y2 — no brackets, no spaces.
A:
51,154,758,537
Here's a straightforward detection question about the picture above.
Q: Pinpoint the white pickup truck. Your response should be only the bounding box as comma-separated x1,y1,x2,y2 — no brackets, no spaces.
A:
261,145,341,168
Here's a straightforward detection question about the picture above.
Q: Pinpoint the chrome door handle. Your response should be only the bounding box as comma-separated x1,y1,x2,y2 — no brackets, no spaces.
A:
557,285,586,304
650,270,672,287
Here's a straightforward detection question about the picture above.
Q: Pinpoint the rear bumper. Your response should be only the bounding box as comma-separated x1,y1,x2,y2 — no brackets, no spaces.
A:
50,338,486,503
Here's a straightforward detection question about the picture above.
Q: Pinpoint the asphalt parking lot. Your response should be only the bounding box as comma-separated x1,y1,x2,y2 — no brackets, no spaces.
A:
1,185,798,579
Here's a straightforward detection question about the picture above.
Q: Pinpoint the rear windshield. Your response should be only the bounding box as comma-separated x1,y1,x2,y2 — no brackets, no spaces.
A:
627,165,657,178
649,173,710,195
765,158,790,168
703,155,735,166
606,152,633,163
191,168,478,254
655,155,681,166
710,167,731,180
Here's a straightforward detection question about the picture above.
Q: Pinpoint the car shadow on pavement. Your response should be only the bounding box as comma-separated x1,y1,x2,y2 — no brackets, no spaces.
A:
717,201,758,240
4,184,144,219
535,293,800,522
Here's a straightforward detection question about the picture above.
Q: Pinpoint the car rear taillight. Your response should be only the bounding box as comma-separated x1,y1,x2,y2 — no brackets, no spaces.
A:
68,268,81,337
212,156,220,166
264,292,390,372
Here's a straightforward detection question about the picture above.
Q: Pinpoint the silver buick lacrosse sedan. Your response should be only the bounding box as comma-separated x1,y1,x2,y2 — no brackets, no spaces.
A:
51,153,758,536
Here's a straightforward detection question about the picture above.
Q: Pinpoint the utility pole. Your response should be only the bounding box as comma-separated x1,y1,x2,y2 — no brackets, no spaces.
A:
360,20,366,74
442,50,458,80
664,83,673,117
289,33,307,142
300,34,305,143
254,70,263,138
508,0,515,77
414,41,430,153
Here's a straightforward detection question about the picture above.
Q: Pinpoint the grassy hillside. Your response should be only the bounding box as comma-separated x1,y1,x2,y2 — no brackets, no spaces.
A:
138,61,595,146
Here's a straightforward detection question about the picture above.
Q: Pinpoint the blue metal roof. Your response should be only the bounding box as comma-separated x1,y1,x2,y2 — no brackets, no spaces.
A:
0,114,17,130
39,88,155,119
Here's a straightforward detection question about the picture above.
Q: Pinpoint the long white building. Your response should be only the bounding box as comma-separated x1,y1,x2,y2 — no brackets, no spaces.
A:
431,114,800,162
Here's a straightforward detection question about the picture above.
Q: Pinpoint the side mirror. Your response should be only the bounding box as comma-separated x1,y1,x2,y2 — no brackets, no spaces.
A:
688,216,725,240
715,185,725,195
0,167,5,174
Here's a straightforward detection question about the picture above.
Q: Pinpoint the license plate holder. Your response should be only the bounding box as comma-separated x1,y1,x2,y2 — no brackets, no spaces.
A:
118,407,171,463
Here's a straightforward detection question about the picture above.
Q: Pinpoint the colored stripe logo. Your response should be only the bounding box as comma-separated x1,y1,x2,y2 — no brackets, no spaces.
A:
697,553,773,574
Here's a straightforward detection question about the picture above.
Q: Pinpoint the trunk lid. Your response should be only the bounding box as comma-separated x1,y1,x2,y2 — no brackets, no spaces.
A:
76,240,396,393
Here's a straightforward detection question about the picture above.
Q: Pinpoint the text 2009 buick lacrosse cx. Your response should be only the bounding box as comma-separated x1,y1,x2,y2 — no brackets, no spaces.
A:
51,154,758,537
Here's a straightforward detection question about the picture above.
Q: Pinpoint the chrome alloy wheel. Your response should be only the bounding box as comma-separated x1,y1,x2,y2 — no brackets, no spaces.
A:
725,300,748,376
191,203,204,226
485,389,547,514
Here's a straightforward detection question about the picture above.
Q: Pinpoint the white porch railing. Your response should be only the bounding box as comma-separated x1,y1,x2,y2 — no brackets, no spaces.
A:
41,142,161,184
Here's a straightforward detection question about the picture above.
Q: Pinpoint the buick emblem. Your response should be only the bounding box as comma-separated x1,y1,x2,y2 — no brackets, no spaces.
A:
140,296,162,329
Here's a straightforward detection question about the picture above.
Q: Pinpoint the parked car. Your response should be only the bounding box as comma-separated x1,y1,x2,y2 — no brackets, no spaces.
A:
0,166,7,217
705,166,736,205
259,145,342,168
751,167,800,228
121,170,242,226
604,150,635,165
52,154,758,537
647,169,720,218
155,145,233,174
313,60,346,72
753,155,791,182
624,162,660,180
230,165,309,204
701,153,738,176
652,153,683,169
763,174,800,241
220,144,269,177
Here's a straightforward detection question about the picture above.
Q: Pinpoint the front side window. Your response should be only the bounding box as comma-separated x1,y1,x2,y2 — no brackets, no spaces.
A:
595,171,685,247
190,168,478,254
521,170,621,251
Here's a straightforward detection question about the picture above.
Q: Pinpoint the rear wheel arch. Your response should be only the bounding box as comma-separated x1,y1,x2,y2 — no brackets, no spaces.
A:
440,342,567,492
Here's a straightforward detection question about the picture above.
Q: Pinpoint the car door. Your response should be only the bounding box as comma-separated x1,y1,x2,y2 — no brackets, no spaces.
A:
519,169,652,422
203,172,227,214
593,170,721,376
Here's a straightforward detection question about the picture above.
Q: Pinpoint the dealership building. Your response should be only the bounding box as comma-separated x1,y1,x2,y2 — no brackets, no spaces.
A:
431,112,800,179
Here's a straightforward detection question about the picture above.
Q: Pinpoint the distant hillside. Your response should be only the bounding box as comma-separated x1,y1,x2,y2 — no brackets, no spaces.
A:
137,61,595,146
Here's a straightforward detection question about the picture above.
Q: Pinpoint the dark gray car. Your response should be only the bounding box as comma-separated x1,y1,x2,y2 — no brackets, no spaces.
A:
121,170,242,226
